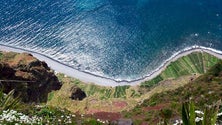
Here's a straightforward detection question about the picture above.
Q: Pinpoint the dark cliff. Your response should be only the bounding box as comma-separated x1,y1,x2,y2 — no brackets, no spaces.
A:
0,51,62,103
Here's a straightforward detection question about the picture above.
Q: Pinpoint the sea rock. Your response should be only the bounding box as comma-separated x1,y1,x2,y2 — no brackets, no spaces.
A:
0,52,62,103
70,86,86,100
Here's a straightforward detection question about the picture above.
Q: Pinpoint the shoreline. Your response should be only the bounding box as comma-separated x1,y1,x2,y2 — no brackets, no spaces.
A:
1,44,222,87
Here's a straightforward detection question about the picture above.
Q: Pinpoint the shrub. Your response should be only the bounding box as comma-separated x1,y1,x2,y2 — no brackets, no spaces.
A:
0,89,21,111
160,108,173,125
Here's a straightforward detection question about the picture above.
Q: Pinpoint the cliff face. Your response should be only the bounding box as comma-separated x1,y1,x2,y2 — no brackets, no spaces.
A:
0,52,62,103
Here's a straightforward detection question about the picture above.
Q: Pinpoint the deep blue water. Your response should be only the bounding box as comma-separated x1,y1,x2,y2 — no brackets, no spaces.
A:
0,0,222,80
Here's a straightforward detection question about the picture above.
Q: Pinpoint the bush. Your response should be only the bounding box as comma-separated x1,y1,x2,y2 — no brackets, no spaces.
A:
0,89,21,111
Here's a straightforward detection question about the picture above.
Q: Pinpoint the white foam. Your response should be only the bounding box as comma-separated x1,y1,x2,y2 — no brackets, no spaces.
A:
1,44,222,86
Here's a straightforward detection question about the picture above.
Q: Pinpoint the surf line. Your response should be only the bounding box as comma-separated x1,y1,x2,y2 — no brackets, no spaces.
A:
1,43,222,86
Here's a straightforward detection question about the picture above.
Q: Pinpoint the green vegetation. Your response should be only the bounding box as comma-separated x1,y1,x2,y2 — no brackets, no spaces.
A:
182,101,196,125
0,87,83,124
202,101,220,125
141,52,220,88
0,89,21,111
126,61,222,124
49,75,137,113
0,52,17,61
57,75,138,100
113,85,130,98
160,108,173,125
0,52,2,60
53,52,221,104
181,100,221,125
53,52,220,103
1,51,222,124
47,91,54,101
50,52,222,115
0,93,101,125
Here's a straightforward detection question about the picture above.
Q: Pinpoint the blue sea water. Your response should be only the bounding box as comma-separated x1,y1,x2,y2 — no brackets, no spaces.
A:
0,0,222,81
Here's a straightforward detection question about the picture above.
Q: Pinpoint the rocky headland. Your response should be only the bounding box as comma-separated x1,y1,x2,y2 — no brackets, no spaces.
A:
0,51,62,103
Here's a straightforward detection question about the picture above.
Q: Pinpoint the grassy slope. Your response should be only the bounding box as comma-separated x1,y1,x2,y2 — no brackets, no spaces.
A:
125,61,222,124
141,52,220,88
47,52,221,114
1,50,221,124
47,74,138,113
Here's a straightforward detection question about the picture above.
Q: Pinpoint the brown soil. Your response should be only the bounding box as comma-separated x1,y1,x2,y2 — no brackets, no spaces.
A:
92,112,122,121
143,103,168,111
113,101,128,109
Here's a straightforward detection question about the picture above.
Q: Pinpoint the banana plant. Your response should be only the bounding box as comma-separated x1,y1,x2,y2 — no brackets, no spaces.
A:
182,100,221,125
202,100,221,125
182,101,196,125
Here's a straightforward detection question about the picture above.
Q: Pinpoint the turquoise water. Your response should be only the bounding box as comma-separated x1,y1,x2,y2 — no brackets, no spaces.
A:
0,0,222,80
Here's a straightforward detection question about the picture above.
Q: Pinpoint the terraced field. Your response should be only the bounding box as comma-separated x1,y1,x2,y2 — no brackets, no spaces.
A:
113,86,130,98
72,81,133,99
57,52,221,100
48,52,221,113
141,52,221,87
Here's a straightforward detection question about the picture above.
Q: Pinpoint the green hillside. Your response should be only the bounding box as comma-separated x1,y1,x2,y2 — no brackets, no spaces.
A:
141,52,220,88
48,52,221,114
76,52,221,99
1,51,221,124
125,61,222,124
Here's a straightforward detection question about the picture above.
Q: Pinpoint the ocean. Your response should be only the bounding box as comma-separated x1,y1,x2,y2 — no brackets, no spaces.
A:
0,0,222,81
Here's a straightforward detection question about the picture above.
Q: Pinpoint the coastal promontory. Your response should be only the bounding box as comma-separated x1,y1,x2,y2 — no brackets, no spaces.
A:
0,51,62,103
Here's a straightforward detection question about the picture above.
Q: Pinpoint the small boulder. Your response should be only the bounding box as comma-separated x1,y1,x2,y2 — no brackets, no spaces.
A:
70,86,86,100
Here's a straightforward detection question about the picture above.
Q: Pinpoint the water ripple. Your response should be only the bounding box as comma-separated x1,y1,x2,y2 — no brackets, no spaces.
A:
0,0,222,81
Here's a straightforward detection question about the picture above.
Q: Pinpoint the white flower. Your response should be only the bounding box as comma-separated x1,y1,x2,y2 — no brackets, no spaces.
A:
195,110,204,115
195,117,203,122
66,120,72,124
217,112,222,116
173,119,183,125
0,110,42,124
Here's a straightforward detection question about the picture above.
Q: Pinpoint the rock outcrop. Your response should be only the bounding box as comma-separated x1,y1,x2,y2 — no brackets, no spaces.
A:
70,86,86,100
0,52,62,103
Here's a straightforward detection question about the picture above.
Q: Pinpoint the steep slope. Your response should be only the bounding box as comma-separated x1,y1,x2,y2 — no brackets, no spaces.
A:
47,52,221,117
0,51,62,103
125,61,222,124
141,52,220,88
